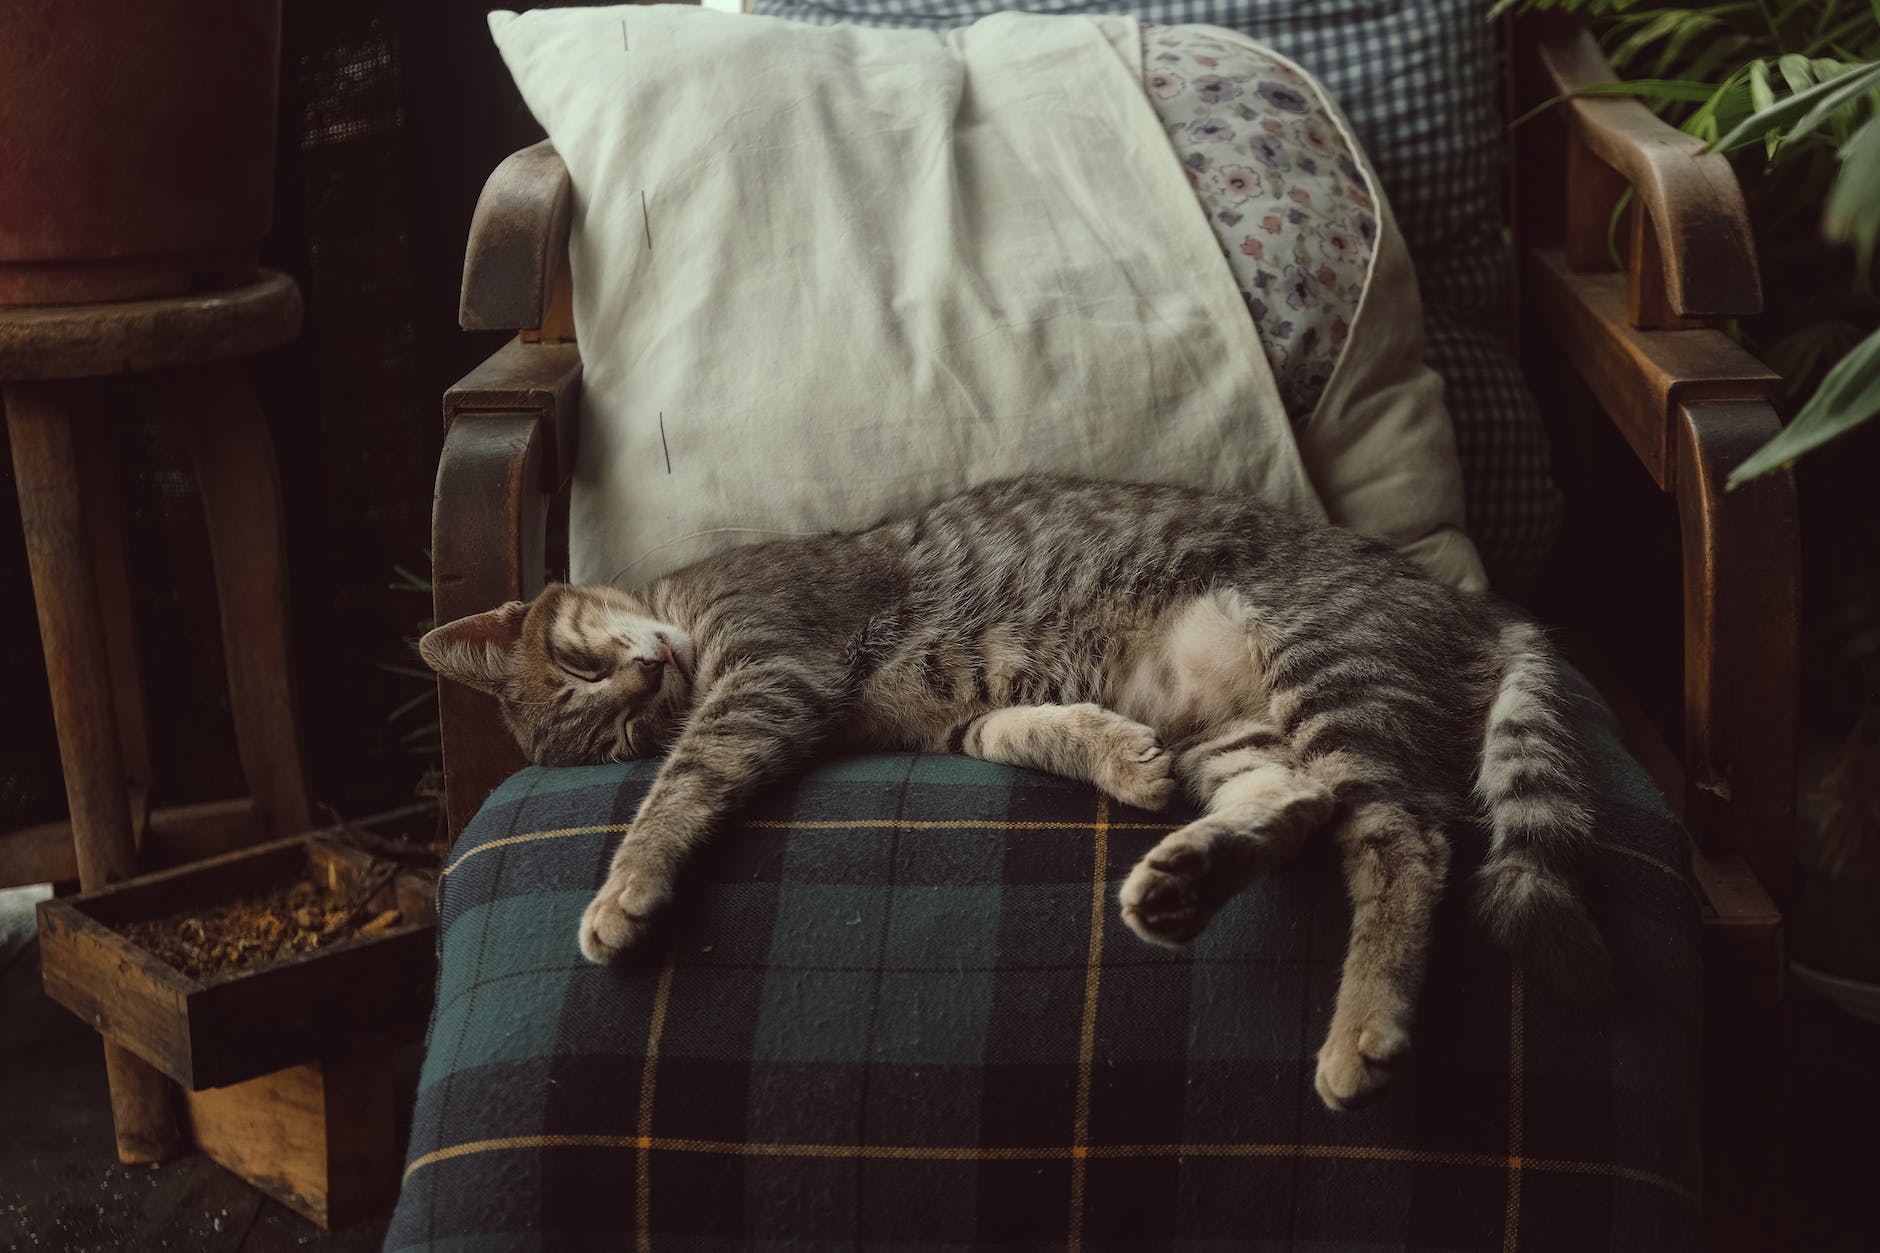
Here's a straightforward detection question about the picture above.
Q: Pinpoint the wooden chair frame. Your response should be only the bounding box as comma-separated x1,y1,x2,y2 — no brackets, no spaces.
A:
429,23,1796,1248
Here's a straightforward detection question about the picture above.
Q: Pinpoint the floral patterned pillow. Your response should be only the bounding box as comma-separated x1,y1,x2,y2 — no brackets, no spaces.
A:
1143,23,1376,425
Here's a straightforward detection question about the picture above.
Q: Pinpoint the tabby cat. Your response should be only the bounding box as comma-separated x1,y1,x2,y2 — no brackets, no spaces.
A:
421,476,1610,1110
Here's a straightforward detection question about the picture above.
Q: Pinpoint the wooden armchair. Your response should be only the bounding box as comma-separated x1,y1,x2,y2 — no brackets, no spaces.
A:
428,22,1796,1248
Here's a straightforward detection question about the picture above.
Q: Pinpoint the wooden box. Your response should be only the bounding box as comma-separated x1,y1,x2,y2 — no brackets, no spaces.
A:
184,1050,412,1228
36,832,435,1091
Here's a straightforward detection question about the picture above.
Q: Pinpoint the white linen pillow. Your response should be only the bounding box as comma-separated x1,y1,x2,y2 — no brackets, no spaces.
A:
488,5,1486,591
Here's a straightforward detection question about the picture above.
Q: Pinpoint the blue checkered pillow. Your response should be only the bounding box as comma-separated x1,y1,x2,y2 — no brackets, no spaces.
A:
754,0,1563,588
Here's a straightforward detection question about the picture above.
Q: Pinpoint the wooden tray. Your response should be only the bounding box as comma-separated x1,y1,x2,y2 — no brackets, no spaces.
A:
37,832,436,1090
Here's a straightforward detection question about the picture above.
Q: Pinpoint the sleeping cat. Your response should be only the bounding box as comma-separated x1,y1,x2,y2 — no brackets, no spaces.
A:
421,476,1610,1110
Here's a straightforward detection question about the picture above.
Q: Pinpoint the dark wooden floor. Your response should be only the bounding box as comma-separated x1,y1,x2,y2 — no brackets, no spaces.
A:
0,939,389,1252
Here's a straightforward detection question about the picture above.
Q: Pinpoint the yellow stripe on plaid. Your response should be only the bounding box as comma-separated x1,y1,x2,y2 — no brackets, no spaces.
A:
635,960,677,1253
1598,840,1698,895
1503,970,1527,1253
401,1135,1697,1208
1067,797,1111,1252
443,823,634,876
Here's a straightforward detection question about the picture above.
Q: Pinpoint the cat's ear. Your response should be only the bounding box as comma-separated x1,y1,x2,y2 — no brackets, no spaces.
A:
419,601,528,696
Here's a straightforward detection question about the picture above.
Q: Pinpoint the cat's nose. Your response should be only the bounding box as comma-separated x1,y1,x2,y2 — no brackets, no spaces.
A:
636,656,665,686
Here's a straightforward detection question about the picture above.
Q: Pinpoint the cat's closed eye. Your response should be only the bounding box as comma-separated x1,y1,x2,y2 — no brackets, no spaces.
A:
556,652,613,683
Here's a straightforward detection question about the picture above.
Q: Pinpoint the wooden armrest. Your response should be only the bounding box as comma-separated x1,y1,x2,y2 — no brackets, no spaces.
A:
444,336,584,487
433,339,583,841
460,141,574,337
1523,248,1777,487
1533,27,1760,321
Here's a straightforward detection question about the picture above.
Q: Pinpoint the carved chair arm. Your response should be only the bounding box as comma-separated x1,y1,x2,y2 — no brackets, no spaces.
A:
459,140,575,339
1531,26,1761,324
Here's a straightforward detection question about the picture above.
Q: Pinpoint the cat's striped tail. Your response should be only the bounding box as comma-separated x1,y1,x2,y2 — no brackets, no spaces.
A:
1472,622,1613,1005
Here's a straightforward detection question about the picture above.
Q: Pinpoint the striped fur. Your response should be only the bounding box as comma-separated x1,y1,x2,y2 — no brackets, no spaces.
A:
421,476,1610,1108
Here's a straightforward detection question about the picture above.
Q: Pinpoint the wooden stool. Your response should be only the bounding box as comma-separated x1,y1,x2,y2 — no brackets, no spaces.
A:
1,271,313,1164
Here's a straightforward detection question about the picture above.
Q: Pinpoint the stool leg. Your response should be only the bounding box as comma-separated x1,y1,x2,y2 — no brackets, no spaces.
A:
159,365,314,838
69,392,156,801
6,380,187,1165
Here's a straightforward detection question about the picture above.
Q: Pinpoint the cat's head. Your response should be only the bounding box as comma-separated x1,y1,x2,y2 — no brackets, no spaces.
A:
419,583,697,766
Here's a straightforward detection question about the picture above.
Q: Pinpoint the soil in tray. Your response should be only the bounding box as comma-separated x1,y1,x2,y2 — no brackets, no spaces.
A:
117,865,407,982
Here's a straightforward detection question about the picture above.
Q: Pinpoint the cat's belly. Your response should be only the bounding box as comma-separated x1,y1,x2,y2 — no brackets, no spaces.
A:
1109,589,1271,741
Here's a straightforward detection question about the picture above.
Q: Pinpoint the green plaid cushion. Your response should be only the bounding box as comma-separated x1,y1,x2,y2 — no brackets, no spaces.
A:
387,679,1700,1251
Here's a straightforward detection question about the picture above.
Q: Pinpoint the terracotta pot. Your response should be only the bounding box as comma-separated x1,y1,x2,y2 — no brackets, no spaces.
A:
0,1,282,306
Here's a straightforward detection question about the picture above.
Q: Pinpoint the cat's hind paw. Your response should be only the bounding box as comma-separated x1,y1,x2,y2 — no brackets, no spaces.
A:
1118,827,1238,946
1313,1018,1410,1111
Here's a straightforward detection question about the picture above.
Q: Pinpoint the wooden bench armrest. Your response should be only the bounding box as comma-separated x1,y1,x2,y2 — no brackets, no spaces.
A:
432,339,583,840
459,141,574,337
1531,26,1761,323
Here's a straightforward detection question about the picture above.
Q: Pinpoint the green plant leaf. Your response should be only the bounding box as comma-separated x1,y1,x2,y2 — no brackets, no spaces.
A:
389,563,433,593
1683,68,1754,143
1508,77,1722,129
1657,11,1751,77
1749,56,1776,110
388,690,436,723
1826,112,1880,266
1764,319,1866,396
1778,51,1818,94
1816,5,1880,55
1729,323,1880,485
1681,35,1754,88
1783,59,1880,146
1612,10,1720,73
1710,58,1880,151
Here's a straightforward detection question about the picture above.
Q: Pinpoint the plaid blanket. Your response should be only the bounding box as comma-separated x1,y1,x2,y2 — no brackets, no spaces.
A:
387,680,1700,1251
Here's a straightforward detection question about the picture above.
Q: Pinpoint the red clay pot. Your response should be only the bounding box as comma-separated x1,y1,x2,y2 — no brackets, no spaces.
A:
0,1,281,306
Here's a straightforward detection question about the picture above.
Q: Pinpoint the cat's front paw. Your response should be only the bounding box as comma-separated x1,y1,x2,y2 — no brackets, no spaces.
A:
1100,725,1177,812
577,870,674,964
1314,1018,1410,1110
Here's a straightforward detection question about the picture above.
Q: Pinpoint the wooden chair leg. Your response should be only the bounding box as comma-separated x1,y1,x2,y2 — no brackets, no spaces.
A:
6,378,187,1165
159,364,314,839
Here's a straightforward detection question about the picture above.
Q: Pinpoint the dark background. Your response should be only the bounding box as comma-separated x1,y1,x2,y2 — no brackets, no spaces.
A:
0,1,545,831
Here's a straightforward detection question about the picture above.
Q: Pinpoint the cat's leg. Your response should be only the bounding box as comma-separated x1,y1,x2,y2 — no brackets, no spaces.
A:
1118,719,1336,945
579,661,834,963
1313,799,1450,1110
953,703,1177,811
